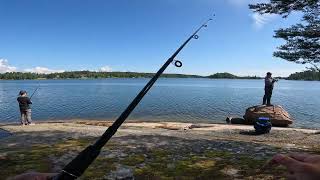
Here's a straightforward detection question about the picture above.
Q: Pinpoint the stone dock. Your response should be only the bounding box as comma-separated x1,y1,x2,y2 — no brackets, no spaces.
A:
1,121,320,179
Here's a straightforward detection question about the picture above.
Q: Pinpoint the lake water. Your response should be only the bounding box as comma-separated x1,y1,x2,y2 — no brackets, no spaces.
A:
1,78,319,129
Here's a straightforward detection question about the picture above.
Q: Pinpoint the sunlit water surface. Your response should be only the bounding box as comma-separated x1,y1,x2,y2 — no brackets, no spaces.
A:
1,79,319,129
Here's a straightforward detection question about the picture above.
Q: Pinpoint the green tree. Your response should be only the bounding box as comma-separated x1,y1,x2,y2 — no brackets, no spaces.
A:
208,73,238,79
288,69,320,80
249,0,320,71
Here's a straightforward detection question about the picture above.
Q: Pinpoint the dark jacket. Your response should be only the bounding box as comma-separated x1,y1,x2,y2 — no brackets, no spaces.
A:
17,96,32,111
265,77,275,91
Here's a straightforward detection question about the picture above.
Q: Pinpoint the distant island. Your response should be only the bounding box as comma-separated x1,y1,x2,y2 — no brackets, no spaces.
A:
0,71,318,81
207,72,262,79
287,70,320,81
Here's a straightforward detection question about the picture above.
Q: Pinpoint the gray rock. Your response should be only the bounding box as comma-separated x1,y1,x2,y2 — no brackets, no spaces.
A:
221,167,239,177
105,165,134,180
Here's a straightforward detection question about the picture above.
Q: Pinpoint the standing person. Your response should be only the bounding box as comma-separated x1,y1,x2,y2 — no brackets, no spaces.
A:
17,90,33,125
263,72,277,106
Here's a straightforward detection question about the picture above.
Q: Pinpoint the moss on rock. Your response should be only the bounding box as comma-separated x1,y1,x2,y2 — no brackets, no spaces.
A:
0,145,52,178
121,154,145,166
0,133,301,180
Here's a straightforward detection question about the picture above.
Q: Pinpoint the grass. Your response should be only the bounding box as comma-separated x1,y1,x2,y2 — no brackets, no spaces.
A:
0,137,291,179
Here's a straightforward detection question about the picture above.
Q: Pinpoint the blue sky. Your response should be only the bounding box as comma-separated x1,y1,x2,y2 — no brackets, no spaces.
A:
0,0,306,76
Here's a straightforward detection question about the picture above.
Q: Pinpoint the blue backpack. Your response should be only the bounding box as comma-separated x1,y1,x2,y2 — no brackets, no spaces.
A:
254,117,272,134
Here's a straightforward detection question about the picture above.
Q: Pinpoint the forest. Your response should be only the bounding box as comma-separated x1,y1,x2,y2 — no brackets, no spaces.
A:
0,71,203,80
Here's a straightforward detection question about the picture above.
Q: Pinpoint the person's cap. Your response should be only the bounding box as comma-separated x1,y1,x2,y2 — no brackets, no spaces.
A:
19,90,27,95
267,72,272,75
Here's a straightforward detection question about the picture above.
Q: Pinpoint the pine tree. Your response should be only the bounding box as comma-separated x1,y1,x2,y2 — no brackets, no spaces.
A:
250,0,320,71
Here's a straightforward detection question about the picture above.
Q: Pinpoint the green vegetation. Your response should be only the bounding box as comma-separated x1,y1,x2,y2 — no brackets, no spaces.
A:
133,149,281,179
207,70,320,81
0,145,51,178
250,0,320,71
133,149,228,179
0,71,203,80
0,138,117,179
4,70,320,81
208,72,262,79
287,70,320,81
0,71,264,80
121,154,146,166
6,71,320,81
0,136,292,179
208,72,238,79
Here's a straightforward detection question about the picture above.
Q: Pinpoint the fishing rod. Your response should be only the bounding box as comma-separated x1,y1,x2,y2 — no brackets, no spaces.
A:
52,17,213,180
30,84,40,100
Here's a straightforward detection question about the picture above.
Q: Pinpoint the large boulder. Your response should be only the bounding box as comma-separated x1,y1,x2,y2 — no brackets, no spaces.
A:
243,105,293,127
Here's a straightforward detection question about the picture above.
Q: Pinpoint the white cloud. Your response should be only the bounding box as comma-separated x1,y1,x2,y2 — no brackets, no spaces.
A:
99,66,112,72
0,59,17,73
227,0,277,29
251,13,277,29
24,67,65,74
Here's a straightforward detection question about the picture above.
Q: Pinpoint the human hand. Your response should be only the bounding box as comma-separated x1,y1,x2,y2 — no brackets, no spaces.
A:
8,172,57,180
269,153,320,180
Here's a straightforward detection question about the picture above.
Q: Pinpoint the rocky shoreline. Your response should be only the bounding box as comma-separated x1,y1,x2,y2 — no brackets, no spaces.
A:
1,121,320,179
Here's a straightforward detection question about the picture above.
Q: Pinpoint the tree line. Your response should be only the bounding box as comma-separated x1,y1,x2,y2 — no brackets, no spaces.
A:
1,71,319,81
0,71,203,80
0,71,262,80
207,73,262,79
287,70,320,81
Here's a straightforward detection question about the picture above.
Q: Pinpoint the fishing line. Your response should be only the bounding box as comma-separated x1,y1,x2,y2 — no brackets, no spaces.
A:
30,83,40,100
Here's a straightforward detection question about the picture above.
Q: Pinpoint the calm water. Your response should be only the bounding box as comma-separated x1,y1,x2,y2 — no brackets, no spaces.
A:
1,78,320,129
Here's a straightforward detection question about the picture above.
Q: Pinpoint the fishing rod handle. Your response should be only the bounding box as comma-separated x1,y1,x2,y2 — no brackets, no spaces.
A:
51,145,101,180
